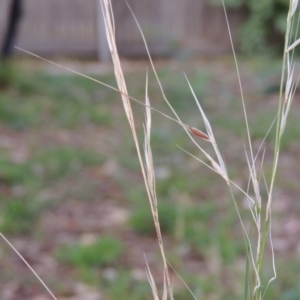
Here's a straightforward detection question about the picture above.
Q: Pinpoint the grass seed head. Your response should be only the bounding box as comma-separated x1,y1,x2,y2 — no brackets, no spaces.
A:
189,126,210,141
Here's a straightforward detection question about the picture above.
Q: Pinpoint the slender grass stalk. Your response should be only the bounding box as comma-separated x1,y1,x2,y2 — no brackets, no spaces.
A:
106,2,298,297
0,233,58,300
100,0,174,298
254,3,299,299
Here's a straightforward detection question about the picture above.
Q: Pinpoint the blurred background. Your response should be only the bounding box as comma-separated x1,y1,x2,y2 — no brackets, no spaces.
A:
1,1,300,300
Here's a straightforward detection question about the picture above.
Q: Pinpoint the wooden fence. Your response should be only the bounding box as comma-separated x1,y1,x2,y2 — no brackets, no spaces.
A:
0,0,244,59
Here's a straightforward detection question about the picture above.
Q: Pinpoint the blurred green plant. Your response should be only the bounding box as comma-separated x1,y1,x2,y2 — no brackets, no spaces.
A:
183,203,222,258
263,263,300,300
129,202,176,236
0,199,40,234
0,70,115,128
103,271,150,300
0,62,15,89
211,0,290,54
0,157,28,184
31,147,104,182
57,236,123,268
77,268,100,285
0,95,43,129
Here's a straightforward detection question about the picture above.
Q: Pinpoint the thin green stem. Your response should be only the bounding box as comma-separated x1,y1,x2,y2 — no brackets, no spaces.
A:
266,20,290,220
254,3,294,298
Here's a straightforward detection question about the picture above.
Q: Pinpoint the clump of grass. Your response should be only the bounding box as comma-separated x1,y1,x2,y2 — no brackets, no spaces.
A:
0,199,40,234
32,146,104,181
0,156,29,184
0,62,15,89
57,236,123,268
103,271,151,299
0,94,42,130
129,202,176,236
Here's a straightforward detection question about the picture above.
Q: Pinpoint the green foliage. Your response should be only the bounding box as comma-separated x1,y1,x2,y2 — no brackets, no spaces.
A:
212,0,290,54
212,102,300,150
57,236,123,268
0,62,16,89
0,71,114,129
89,104,112,125
160,70,208,111
77,268,100,285
183,202,246,264
31,147,104,181
184,203,216,252
264,263,300,300
0,199,39,234
156,171,208,196
216,226,245,263
0,157,28,184
129,202,176,236
0,94,43,130
103,271,150,300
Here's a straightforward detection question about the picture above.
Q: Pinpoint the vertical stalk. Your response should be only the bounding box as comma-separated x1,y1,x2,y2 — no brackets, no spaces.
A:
254,2,293,298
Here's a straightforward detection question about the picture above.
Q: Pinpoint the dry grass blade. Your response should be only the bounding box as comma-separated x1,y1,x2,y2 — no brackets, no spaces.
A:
0,233,57,300
285,64,295,102
168,263,198,300
286,37,300,52
162,271,167,300
184,75,228,181
244,150,261,208
291,0,299,16
144,72,155,202
280,71,299,136
100,0,133,125
143,75,173,299
144,256,160,300
101,1,173,298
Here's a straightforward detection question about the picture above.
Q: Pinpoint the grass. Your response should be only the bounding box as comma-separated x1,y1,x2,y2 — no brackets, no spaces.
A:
129,201,176,236
57,236,123,268
102,270,151,300
31,146,105,182
0,198,40,234
0,69,115,129
99,1,300,299
0,156,28,184
0,54,300,298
